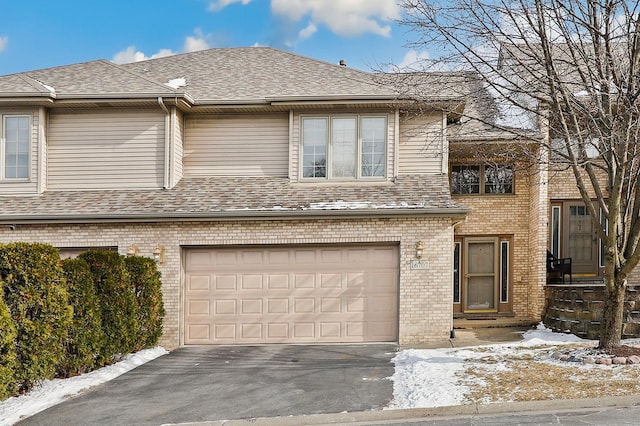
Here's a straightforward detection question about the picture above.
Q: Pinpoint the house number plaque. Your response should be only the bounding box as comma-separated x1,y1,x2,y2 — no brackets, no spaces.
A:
410,260,430,270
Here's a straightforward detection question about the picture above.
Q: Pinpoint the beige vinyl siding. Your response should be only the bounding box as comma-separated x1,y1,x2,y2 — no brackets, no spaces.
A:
398,113,444,174
184,113,289,177
290,110,396,182
47,109,165,190
0,108,39,195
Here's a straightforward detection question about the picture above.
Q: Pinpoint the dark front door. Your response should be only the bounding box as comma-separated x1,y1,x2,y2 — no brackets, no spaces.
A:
563,202,599,275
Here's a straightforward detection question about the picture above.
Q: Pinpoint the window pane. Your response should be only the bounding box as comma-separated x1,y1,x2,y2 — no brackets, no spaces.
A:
451,165,480,194
4,116,30,179
332,117,356,178
500,241,509,303
360,117,386,177
453,243,461,304
302,118,327,178
485,164,513,193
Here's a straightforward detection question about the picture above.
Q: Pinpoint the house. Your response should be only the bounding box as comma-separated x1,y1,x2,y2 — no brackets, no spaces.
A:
0,47,549,348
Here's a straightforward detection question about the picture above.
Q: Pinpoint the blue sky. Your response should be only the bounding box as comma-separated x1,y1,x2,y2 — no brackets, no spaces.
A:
0,0,427,76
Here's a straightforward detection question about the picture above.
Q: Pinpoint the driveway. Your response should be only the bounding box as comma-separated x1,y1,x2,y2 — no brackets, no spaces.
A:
18,344,397,425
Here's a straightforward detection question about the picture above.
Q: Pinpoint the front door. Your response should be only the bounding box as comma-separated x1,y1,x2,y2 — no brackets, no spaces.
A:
464,238,498,312
564,202,598,275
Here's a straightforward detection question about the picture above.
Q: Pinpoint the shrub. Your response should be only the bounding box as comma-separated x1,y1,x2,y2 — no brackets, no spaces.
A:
79,250,139,364
125,256,165,349
0,243,72,393
58,258,106,377
0,279,17,399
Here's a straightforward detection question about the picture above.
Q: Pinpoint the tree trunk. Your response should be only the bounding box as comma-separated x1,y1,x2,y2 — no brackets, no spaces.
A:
598,277,626,351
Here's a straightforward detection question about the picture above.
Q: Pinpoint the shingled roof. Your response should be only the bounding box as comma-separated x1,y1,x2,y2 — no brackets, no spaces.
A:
0,175,468,223
0,47,400,104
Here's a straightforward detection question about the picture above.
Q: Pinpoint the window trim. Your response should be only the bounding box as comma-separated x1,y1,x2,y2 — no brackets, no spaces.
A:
299,114,388,181
1,114,31,181
450,163,514,195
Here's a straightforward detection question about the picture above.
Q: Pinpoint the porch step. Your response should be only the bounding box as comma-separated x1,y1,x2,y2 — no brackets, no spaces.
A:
453,317,538,329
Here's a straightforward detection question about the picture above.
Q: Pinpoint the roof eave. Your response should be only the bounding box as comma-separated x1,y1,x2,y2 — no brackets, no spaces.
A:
0,208,470,225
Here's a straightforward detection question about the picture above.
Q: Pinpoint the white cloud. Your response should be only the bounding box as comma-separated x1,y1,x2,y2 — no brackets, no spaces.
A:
208,0,251,12
272,0,400,37
0,36,7,52
298,22,317,40
112,30,212,64
398,50,430,71
184,36,210,52
112,46,175,64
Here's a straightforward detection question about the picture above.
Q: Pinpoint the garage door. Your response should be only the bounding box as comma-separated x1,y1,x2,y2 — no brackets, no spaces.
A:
184,245,398,344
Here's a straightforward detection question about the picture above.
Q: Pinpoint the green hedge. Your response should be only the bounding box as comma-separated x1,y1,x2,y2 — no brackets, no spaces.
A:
79,250,140,364
58,258,106,377
0,243,72,393
0,279,17,399
0,244,166,399
125,256,165,349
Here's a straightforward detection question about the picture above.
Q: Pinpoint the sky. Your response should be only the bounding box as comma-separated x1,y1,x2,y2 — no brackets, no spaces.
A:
0,0,428,76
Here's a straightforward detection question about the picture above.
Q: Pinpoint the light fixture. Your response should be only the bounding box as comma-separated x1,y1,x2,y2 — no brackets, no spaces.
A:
415,241,425,259
127,244,140,256
153,245,165,264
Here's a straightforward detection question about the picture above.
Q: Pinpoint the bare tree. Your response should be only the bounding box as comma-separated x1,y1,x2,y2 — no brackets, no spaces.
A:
398,0,640,350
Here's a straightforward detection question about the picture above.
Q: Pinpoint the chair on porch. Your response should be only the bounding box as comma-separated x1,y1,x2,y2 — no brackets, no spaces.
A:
546,250,572,284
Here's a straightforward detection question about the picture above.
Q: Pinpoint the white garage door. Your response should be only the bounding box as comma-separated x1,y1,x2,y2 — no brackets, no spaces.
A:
184,245,399,344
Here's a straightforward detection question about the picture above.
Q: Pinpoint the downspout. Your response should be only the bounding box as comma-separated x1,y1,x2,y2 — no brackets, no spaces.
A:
158,97,170,189
289,109,294,179
394,108,400,180
442,111,448,174
37,106,46,194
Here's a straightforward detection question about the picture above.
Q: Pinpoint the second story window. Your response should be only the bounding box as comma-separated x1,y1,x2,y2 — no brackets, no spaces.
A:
2,115,30,180
301,115,386,180
451,164,513,194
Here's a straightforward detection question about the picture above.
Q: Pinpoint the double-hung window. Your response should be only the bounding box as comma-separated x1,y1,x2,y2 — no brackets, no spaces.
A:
301,115,386,180
1,115,30,180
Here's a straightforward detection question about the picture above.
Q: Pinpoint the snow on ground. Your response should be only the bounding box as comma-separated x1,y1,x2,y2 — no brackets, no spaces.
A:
389,324,589,409
0,325,608,424
0,347,168,426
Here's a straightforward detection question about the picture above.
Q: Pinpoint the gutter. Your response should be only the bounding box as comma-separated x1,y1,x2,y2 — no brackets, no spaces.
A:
0,207,470,226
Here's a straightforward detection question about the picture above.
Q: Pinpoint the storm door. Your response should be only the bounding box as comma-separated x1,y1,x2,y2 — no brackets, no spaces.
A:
464,237,499,312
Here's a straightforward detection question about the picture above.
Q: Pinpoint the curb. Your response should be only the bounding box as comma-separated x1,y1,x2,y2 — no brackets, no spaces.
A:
167,395,640,425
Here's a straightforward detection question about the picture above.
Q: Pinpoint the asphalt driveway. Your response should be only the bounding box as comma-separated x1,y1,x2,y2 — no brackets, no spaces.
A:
18,344,397,425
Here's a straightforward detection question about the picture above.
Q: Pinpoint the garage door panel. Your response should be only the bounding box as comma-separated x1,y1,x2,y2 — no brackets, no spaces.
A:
242,274,263,290
188,300,211,315
188,275,211,291
294,273,315,288
214,299,236,315
268,274,289,289
184,245,398,344
215,275,237,290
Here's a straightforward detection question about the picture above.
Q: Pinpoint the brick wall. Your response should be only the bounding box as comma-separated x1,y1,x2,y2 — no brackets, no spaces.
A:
0,216,454,348
452,165,535,318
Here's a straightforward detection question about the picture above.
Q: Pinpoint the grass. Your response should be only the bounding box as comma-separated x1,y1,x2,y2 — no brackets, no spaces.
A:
460,344,640,404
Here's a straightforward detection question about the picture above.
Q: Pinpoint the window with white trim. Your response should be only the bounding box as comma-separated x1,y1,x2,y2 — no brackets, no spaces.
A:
301,115,386,180
1,115,30,180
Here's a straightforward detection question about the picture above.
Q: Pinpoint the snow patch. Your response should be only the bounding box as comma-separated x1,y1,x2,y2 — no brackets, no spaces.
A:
165,77,186,89
0,347,168,425
34,79,55,93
